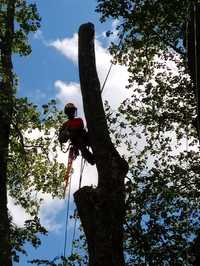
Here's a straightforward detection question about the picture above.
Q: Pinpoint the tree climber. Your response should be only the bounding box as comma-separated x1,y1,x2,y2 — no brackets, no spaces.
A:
59,103,95,165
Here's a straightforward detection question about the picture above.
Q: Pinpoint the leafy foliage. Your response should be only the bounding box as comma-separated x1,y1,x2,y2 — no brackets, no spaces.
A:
8,97,67,261
96,3,200,263
96,0,191,83
105,50,200,265
11,216,47,263
0,0,41,56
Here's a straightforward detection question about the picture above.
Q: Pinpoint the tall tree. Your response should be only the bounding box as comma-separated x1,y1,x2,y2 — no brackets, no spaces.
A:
0,0,40,264
0,1,15,264
74,22,128,266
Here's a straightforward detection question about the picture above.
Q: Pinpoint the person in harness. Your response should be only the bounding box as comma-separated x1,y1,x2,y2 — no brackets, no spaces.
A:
59,103,95,165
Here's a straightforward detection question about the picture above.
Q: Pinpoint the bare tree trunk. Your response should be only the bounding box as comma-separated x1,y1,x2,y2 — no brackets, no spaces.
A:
74,23,128,266
0,1,15,265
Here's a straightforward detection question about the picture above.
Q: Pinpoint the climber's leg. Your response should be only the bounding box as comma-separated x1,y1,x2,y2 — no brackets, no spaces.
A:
79,145,95,165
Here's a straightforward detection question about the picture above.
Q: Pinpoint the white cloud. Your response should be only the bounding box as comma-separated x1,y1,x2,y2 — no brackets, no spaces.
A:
50,34,78,64
50,33,132,112
67,156,98,193
54,80,82,110
8,192,66,233
8,192,66,232
8,197,31,227
101,19,121,44
38,193,65,233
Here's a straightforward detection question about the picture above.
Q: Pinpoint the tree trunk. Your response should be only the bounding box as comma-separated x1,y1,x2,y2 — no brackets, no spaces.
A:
0,1,15,265
74,23,128,266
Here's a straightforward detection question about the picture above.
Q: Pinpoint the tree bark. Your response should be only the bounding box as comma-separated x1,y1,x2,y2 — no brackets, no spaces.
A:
0,1,15,265
74,23,128,266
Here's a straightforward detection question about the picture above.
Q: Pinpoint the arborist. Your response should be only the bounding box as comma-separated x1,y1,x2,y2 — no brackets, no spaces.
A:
59,103,95,165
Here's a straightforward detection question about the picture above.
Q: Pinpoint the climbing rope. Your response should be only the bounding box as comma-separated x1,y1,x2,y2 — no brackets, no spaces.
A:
63,156,86,260
63,173,72,259
71,157,86,255
101,30,125,94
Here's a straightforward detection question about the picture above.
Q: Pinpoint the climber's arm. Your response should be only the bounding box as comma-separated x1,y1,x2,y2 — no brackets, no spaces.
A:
58,123,70,144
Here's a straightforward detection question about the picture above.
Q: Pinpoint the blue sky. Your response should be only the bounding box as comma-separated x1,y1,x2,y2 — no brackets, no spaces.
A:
12,0,131,265
14,0,111,107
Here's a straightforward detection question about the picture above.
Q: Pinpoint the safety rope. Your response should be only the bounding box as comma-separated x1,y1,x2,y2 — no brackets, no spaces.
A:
62,156,86,261
71,157,86,255
101,30,125,94
63,173,72,259
101,62,114,94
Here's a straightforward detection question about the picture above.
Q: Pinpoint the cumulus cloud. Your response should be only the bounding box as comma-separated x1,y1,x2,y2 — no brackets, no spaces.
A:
50,33,78,64
8,197,31,227
8,192,66,232
54,80,83,112
38,193,65,232
50,33,132,112
8,193,66,233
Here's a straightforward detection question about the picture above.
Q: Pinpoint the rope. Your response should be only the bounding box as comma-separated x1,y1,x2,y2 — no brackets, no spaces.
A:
101,30,125,94
101,63,114,94
71,209,78,255
71,157,86,255
79,156,86,189
62,156,86,261
63,173,72,259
